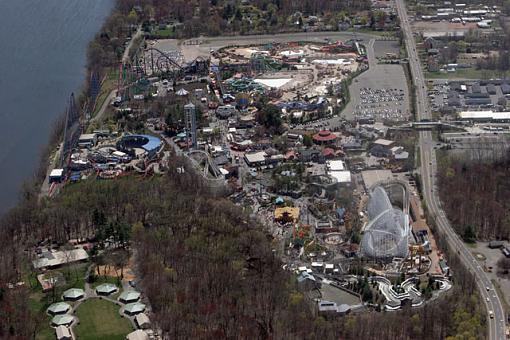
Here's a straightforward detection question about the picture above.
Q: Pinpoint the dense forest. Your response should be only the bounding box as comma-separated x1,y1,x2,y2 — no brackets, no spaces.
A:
437,151,510,241
0,152,486,339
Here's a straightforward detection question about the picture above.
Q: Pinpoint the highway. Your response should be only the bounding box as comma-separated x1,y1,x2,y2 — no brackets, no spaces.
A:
395,0,507,339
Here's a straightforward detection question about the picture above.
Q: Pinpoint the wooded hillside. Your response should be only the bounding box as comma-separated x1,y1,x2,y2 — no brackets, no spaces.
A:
437,152,510,241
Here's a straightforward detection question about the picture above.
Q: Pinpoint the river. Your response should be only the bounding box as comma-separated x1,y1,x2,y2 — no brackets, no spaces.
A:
0,0,114,213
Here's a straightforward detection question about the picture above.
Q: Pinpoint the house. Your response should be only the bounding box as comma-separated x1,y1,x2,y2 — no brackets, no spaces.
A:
424,37,440,50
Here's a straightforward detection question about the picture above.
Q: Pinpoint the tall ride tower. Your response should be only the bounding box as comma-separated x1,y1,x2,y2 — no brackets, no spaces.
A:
184,102,197,149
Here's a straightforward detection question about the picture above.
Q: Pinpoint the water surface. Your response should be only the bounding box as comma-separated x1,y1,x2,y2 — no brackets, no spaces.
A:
0,0,114,212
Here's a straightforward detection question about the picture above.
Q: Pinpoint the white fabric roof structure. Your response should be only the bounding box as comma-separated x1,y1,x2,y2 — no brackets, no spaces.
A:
360,186,410,259
124,302,146,315
253,78,291,88
47,302,71,315
63,288,85,300
52,314,74,326
119,290,141,303
96,283,118,295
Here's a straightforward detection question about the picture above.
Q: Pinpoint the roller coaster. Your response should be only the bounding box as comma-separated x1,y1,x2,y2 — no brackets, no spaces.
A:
139,47,210,79
187,150,224,180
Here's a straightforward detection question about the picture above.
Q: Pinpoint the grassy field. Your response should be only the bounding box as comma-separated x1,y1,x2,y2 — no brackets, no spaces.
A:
90,69,118,119
74,298,132,340
153,28,176,38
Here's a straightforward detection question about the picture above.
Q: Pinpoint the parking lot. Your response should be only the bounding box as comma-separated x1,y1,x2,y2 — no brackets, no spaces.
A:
430,80,508,112
341,38,410,122
343,63,410,121
373,40,401,59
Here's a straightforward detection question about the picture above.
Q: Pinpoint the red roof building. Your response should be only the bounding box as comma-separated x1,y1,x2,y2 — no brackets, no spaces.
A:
313,130,337,144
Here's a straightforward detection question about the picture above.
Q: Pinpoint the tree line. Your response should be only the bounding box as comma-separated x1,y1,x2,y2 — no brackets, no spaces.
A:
437,150,510,241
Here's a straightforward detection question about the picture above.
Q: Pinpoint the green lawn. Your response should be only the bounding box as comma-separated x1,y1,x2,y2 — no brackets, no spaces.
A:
74,299,133,340
153,28,175,38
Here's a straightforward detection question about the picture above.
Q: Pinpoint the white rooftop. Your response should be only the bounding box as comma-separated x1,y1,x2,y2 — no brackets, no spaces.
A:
330,170,352,183
327,160,345,171
254,78,291,88
459,111,510,120
127,330,149,340
245,151,267,164
55,325,71,340
50,169,64,177
373,139,395,147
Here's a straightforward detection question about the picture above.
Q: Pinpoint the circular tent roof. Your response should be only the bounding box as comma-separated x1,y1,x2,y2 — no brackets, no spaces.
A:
124,302,146,315
47,302,71,315
119,290,141,303
63,288,85,300
51,314,74,326
313,130,337,143
95,283,118,295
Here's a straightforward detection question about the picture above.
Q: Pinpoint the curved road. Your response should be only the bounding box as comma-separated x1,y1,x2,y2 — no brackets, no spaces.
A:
395,1,506,339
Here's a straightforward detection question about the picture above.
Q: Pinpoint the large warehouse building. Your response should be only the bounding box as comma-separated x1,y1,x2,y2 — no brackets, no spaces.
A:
458,111,510,122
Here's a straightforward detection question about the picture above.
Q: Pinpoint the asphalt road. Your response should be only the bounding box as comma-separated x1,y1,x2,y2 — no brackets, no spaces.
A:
395,0,507,338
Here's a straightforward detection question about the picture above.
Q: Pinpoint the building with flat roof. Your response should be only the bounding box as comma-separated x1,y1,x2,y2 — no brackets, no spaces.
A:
78,133,97,148
244,151,267,166
49,169,64,183
458,111,510,122
33,248,89,269
373,139,395,147
127,330,149,340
